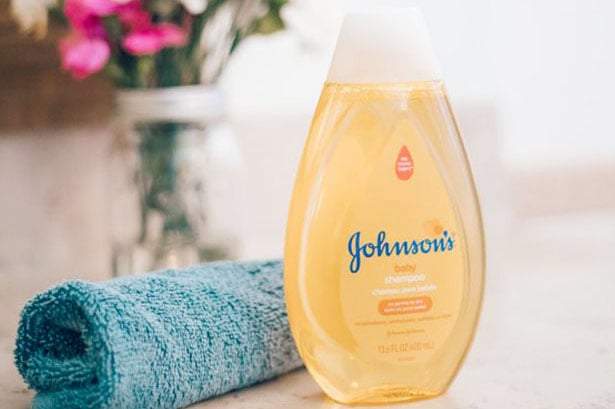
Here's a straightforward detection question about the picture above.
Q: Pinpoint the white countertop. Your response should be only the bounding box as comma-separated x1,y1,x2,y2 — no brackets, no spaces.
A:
1,211,614,409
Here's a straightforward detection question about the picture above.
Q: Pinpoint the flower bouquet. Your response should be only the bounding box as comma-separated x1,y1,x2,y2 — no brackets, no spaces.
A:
13,0,287,85
12,0,288,274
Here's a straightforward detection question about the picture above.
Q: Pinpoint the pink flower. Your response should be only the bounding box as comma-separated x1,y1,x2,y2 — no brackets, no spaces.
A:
77,0,119,15
58,0,186,80
64,0,148,36
59,35,111,79
122,24,188,55
64,0,116,37
122,28,163,54
157,23,189,46
116,2,150,30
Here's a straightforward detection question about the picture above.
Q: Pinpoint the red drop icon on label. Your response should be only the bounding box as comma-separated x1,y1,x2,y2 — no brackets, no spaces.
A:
395,145,414,180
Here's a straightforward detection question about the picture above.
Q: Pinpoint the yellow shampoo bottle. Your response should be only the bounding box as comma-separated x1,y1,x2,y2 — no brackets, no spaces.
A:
284,8,485,405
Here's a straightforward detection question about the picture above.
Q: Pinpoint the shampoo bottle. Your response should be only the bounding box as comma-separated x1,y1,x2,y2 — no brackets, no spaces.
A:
284,8,485,405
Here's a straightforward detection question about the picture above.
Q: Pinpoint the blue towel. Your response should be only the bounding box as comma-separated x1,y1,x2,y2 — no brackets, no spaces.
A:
14,260,302,409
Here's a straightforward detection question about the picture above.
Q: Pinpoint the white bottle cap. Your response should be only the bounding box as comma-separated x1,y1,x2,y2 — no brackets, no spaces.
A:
327,8,442,84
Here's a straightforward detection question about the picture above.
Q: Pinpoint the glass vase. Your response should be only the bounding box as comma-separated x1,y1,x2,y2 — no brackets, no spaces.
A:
110,85,240,275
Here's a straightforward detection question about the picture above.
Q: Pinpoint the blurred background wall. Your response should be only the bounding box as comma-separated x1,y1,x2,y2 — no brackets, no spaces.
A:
0,0,614,283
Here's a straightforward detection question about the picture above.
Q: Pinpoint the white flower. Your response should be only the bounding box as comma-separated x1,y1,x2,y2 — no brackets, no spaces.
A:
179,0,208,15
11,0,57,38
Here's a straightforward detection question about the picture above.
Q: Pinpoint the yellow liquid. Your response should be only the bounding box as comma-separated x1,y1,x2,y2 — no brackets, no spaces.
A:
284,81,485,404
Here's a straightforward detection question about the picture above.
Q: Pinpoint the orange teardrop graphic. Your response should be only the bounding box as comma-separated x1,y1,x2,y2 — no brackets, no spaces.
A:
395,145,414,180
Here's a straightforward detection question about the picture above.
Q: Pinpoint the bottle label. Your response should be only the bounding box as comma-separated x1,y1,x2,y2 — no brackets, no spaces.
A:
337,139,465,365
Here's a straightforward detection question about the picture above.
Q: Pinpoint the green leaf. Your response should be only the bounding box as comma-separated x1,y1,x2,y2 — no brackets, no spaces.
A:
101,15,122,44
251,12,286,35
250,0,288,35
104,58,128,86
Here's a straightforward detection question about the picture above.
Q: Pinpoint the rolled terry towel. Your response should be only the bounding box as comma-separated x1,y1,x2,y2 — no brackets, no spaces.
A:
15,260,302,409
